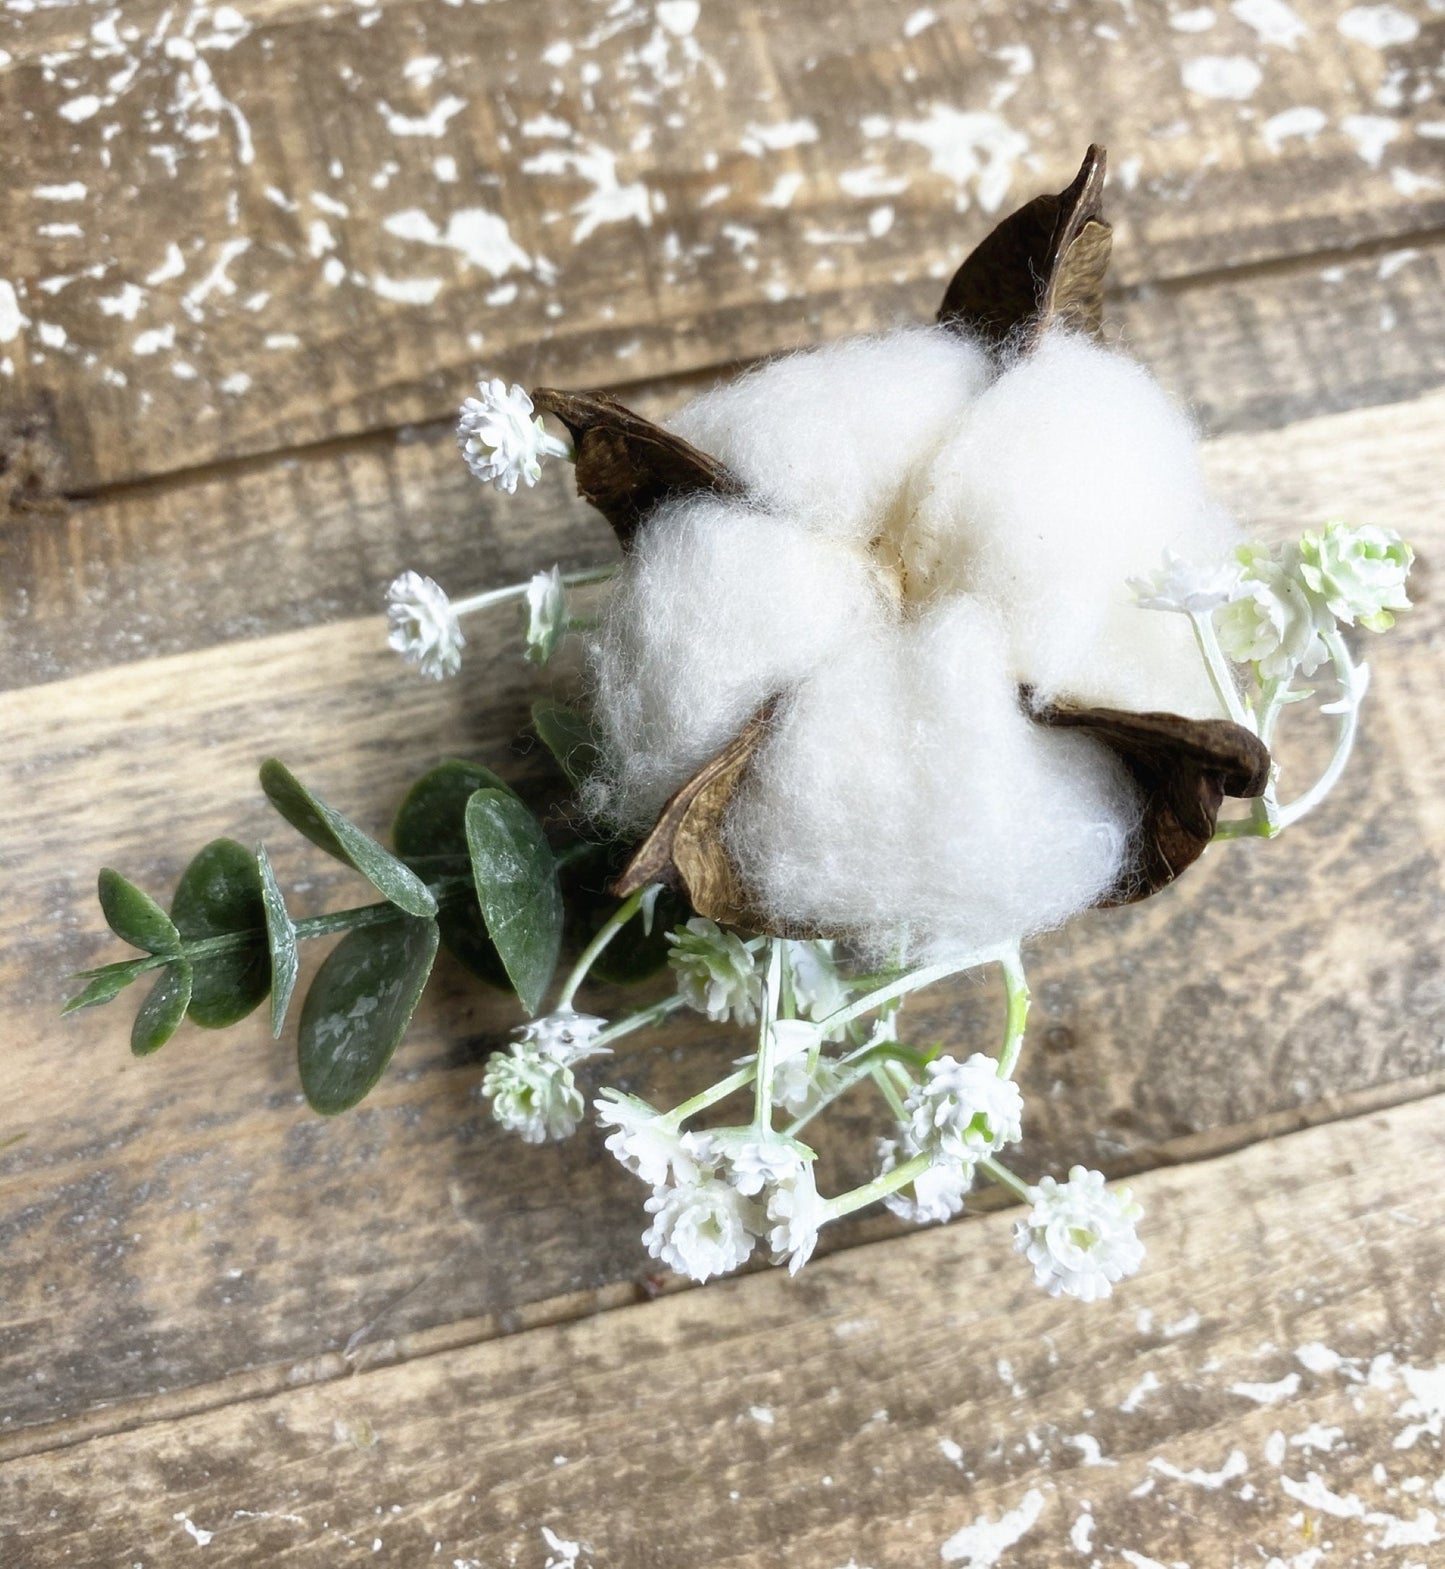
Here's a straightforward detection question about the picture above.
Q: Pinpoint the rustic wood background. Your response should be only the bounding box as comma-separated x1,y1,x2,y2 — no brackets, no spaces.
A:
2,0,1442,1563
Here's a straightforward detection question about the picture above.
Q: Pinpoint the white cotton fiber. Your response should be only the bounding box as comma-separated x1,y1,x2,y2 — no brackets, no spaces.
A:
586,324,1241,954
901,332,1238,714
585,493,889,831
724,599,1140,961
667,328,992,548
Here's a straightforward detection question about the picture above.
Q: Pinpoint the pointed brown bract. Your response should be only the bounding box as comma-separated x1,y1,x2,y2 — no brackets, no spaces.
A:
1029,699,1271,901
937,144,1112,350
530,387,742,549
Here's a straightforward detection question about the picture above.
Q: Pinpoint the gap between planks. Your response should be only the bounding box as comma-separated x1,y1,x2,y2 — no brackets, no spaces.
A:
3,1064,1440,1471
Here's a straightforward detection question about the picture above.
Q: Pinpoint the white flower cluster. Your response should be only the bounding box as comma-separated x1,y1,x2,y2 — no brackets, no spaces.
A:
1135,521,1413,686
1014,1166,1144,1302
457,378,570,494
525,566,569,665
481,1010,609,1144
597,1092,826,1280
386,571,463,681
667,917,762,1024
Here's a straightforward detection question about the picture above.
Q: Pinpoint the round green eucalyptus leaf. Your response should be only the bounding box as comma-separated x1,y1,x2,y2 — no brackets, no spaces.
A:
464,788,563,1017
260,759,437,918
131,961,194,1056
171,838,270,1029
531,702,601,789
64,962,141,1015
392,760,515,989
98,868,181,955
257,845,299,1038
298,915,439,1115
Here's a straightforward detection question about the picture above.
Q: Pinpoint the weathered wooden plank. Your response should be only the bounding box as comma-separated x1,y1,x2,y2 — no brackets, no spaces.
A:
2,1098,1441,1566
5,238,1443,691
1,0,1440,488
0,387,1439,1439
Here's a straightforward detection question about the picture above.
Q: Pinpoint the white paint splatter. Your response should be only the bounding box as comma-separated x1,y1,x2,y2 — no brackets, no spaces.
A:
403,55,444,88
1169,6,1218,30
1120,1370,1161,1413
219,371,251,394
1118,1553,1170,1569
1261,105,1327,152
1181,54,1263,98
0,281,27,344
740,118,820,154
891,106,1029,212
1151,1448,1249,1488
1369,1509,1441,1548
1340,112,1400,167
520,143,651,243
1231,1373,1301,1405
98,282,147,321
1390,166,1441,196
133,324,175,354
940,1488,1045,1565
434,155,458,182
383,208,533,275
1264,1429,1287,1466
37,321,66,348
838,166,909,198
904,8,939,37
656,0,700,36
541,1526,589,1569
1069,1509,1093,1552
1338,4,1420,48
145,243,187,285
1231,0,1307,50
1281,1471,1366,1517
59,94,103,123
1394,1362,1445,1448
181,237,250,319
939,1437,964,1466
1290,1423,1344,1452
381,95,466,137
748,1405,774,1426
867,205,894,237
1065,1433,1117,1466
1295,1342,1343,1375
35,182,87,201
371,274,444,304
761,171,804,208
173,1513,214,1547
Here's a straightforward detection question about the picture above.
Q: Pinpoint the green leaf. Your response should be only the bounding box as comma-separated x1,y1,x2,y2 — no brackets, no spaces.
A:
257,845,299,1038
531,701,601,788
298,916,439,1114
63,962,144,1015
171,838,270,1029
131,962,193,1056
97,868,181,954
260,759,437,918
393,761,515,989
464,788,563,1016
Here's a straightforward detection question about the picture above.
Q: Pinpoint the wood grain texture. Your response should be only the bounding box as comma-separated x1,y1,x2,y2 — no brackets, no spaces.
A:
2,388,1440,1440
5,238,1444,693
3,1097,1441,1567
1,0,1440,488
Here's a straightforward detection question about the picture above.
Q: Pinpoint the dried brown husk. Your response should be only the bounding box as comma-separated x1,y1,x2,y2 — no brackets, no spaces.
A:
535,146,1273,934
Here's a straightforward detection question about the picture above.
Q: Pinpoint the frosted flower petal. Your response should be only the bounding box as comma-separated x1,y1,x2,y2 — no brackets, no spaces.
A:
1014,1165,1144,1302
386,570,463,680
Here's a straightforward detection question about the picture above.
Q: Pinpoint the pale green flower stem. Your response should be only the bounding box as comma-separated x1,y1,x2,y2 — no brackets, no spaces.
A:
825,1151,933,1221
591,995,687,1050
997,947,1029,1079
663,1065,757,1128
1189,611,1255,732
449,564,616,621
555,884,652,1011
979,1155,1033,1203
752,939,785,1132
814,948,1006,1039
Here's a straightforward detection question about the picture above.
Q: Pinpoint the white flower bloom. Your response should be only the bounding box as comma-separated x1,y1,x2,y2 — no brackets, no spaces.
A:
784,940,850,1033
385,570,464,680
482,1046,585,1144
1297,521,1413,632
772,1048,844,1118
525,566,568,665
1129,548,1244,615
515,1009,610,1064
1216,545,1328,682
727,1138,809,1197
642,1171,763,1282
905,1052,1023,1162
457,377,568,494
766,1160,828,1274
877,1133,975,1225
667,918,762,1024
594,1090,685,1186
1014,1165,1144,1302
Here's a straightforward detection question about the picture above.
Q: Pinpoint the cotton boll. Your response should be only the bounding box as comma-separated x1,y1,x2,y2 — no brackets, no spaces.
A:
725,599,1141,961
903,331,1238,715
667,328,993,547
587,493,889,830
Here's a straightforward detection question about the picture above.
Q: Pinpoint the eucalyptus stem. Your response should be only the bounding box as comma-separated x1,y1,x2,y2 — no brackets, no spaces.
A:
556,885,650,1010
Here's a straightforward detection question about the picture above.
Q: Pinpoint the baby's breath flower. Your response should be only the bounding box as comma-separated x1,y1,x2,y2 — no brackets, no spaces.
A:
905,1052,1023,1163
877,1132,975,1225
766,1160,827,1274
668,918,762,1024
482,1046,584,1144
1297,521,1413,632
727,1137,809,1197
515,1008,609,1062
772,1047,844,1118
1128,548,1244,614
524,566,568,665
457,378,569,493
784,940,851,1036
642,1170,763,1282
386,570,464,680
594,1089,685,1186
1014,1165,1144,1302
1216,544,1328,682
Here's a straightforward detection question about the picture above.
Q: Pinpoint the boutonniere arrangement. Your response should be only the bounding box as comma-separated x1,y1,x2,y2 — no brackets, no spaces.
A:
70,148,1412,1302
